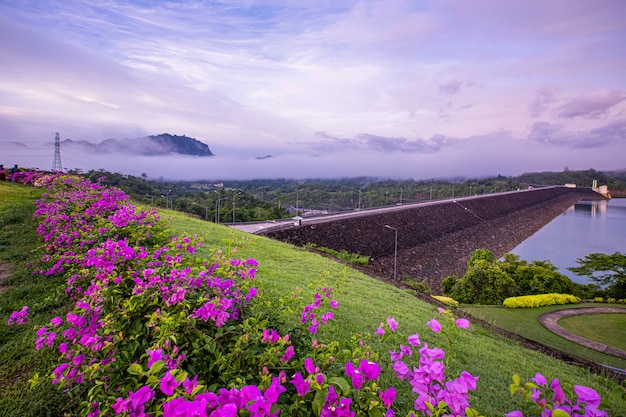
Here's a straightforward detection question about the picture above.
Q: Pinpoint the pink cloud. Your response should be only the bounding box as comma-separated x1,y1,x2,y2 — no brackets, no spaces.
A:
556,89,625,119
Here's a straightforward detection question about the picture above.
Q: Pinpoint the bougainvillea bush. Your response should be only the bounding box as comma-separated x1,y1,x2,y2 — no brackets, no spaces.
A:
8,172,611,417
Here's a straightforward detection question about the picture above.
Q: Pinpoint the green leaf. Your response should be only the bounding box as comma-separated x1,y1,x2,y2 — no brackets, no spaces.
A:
128,363,144,376
552,410,571,417
313,389,327,416
329,376,351,396
149,360,165,375
368,408,384,417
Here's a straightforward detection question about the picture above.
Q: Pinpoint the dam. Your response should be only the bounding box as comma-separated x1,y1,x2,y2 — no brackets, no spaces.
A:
254,187,606,292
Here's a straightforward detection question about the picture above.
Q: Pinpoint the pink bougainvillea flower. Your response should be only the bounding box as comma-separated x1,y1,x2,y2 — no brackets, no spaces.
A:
375,325,385,336
504,411,523,417
129,385,155,411
408,333,421,346
455,318,470,329
160,371,181,396
359,360,380,381
387,317,398,332
50,316,63,328
147,348,163,369
290,372,311,397
551,378,565,405
380,386,396,408
330,299,339,309
574,385,602,407
280,345,295,363
530,372,547,386
426,318,442,333
183,375,199,395
304,358,318,374
345,361,364,391
7,306,29,326
389,349,402,362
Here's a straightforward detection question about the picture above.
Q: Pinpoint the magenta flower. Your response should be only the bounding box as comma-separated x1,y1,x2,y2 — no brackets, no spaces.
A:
183,375,199,395
392,361,410,380
129,385,155,411
380,386,396,408
290,372,311,397
330,299,339,308
111,397,130,414
387,317,398,332
408,333,421,346
7,306,29,325
389,349,403,361
505,411,523,417
574,385,602,407
280,345,295,363
455,318,470,329
160,371,180,396
551,378,565,405
147,348,163,368
375,325,385,336
304,358,318,374
400,344,412,357
530,372,547,386
50,316,63,328
426,318,442,333
345,361,364,390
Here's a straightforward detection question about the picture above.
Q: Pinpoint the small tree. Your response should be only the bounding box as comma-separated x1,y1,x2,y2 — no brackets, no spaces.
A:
568,252,626,299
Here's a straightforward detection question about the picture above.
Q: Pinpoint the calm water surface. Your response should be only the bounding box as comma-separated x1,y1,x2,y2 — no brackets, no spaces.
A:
510,198,626,284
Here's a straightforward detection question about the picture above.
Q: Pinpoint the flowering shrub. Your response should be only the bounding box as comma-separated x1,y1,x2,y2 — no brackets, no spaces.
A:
507,373,608,417
7,171,612,417
503,294,580,308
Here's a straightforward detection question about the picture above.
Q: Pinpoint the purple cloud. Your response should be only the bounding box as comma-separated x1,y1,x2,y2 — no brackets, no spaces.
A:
528,119,626,148
438,80,463,96
309,132,455,154
529,87,559,118
556,89,625,119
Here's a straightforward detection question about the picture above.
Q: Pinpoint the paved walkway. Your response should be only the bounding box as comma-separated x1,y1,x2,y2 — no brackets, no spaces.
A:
538,307,626,360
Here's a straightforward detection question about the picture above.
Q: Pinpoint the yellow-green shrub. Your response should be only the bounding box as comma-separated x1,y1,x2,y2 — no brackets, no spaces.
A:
432,295,459,308
503,293,579,308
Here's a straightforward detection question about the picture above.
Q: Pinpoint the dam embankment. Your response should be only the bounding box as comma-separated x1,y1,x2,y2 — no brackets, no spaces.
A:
261,187,606,292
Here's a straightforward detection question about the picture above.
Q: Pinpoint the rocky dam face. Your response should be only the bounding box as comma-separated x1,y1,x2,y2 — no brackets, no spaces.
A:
260,187,606,292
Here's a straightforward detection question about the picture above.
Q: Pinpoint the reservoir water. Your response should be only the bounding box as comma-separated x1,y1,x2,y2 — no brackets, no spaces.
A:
510,198,626,285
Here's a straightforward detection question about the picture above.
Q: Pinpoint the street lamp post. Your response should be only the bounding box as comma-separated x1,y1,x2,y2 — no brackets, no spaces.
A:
166,189,172,210
215,195,227,223
384,225,398,280
232,192,241,225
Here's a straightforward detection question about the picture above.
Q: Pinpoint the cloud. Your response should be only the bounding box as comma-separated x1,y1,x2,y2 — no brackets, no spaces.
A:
308,132,455,153
556,89,625,119
528,118,626,148
438,80,463,96
529,87,559,118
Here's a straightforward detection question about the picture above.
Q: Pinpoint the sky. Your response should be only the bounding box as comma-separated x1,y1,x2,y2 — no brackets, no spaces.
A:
1,0,625,180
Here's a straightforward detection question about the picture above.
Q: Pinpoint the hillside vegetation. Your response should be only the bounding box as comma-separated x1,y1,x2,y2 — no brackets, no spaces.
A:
0,178,624,417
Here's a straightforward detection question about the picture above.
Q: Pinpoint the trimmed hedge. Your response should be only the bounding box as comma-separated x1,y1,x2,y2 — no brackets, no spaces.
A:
503,293,580,308
431,295,459,308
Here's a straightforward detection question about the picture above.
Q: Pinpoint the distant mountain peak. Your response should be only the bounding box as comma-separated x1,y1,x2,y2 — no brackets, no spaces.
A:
61,134,214,157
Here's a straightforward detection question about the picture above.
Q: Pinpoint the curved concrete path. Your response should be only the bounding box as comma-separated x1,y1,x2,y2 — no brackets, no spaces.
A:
539,307,626,360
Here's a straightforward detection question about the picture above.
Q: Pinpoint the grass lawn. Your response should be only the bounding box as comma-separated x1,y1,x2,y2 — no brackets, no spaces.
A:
559,313,626,351
460,303,626,370
1,186,625,417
